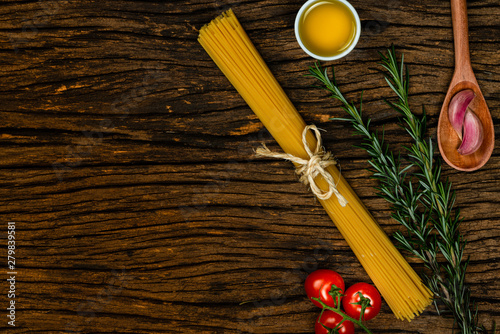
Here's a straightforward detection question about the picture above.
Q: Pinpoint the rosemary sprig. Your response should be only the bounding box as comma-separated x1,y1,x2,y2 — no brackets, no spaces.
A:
307,46,486,334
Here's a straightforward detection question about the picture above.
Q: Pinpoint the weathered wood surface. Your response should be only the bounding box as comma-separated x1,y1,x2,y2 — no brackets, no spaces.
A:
0,0,498,333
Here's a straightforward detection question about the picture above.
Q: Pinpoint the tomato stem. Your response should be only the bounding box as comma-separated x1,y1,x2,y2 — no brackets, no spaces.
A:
311,297,374,334
352,291,372,322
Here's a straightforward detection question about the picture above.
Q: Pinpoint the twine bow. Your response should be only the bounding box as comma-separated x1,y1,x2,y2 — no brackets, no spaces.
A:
255,125,347,207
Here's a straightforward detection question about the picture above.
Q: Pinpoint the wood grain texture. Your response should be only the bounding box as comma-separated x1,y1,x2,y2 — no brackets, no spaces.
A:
0,0,498,333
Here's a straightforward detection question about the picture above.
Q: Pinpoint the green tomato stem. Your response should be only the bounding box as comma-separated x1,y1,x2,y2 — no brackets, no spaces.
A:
311,297,373,334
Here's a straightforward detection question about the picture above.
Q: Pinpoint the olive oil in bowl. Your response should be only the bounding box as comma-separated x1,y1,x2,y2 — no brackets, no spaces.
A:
295,0,360,60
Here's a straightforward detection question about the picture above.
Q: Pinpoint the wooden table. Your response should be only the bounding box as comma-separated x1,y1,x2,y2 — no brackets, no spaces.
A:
1,0,498,333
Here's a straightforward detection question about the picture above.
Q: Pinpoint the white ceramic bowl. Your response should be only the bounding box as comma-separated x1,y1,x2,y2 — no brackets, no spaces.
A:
294,0,361,61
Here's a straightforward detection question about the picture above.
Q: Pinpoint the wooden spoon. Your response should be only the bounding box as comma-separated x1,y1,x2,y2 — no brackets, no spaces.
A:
437,0,494,172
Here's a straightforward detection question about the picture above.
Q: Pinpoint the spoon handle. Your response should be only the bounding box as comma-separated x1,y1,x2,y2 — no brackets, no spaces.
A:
450,0,474,79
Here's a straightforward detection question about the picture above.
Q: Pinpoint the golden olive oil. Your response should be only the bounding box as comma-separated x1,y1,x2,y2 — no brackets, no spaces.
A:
298,0,356,58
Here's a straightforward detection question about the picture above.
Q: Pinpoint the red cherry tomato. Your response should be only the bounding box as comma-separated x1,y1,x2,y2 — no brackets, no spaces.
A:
342,282,381,321
305,269,345,308
315,310,355,334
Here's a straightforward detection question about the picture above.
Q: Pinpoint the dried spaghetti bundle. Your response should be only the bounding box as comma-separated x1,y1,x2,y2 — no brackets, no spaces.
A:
198,9,432,320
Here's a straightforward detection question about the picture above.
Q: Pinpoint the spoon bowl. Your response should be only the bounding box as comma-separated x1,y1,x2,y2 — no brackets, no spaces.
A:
437,0,494,171
438,80,494,171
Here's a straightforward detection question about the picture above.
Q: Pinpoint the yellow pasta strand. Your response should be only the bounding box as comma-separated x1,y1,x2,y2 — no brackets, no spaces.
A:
198,9,433,321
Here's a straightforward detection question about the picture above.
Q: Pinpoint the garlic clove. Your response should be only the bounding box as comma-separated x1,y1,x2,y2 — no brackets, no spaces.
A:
457,110,483,155
448,89,475,140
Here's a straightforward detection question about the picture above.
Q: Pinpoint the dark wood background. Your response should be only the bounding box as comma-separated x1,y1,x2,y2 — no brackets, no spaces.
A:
0,0,498,333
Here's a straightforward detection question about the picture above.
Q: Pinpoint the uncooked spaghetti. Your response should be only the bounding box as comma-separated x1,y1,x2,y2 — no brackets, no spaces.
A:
198,9,432,321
